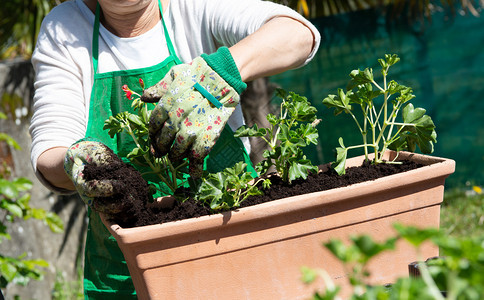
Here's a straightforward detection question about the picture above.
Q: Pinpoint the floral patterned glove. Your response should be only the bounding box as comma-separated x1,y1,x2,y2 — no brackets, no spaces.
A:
141,47,247,178
64,139,136,215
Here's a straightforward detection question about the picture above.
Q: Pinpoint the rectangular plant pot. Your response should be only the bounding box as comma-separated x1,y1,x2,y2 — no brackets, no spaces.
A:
101,151,455,299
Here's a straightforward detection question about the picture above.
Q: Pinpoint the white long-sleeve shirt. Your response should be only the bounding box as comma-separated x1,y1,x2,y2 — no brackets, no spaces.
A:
29,0,321,191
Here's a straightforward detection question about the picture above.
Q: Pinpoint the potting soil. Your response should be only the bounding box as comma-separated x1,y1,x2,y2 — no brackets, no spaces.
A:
87,157,422,228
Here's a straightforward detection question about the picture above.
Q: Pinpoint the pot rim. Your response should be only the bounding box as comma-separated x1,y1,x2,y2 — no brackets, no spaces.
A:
101,151,455,244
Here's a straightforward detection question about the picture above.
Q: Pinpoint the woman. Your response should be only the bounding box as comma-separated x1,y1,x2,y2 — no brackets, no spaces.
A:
30,0,320,297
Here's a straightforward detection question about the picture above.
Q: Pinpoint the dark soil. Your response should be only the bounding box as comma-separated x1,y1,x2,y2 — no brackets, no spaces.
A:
87,156,423,228
82,148,159,227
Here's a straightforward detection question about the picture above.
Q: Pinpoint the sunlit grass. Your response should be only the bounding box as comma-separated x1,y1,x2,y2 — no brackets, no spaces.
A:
440,185,484,239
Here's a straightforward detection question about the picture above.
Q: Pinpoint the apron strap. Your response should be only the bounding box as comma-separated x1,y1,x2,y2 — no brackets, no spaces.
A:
92,0,181,75
92,3,101,74
158,0,182,64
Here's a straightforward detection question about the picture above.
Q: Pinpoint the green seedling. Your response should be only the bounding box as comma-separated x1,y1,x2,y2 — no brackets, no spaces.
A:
196,161,271,211
235,89,320,183
103,79,189,195
323,54,437,174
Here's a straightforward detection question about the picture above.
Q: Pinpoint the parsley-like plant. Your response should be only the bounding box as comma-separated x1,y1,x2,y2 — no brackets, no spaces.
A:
235,89,320,183
195,162,271,211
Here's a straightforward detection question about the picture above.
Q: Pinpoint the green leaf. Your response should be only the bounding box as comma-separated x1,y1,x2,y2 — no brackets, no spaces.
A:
197,173,225,202
103,116,123,138
266,114,279,126
394,223,441,247
15,193,30,210
196,162,257,210
397,89,416,104
288,156,318,182
127,147,148,161
435,236,484,263
349,68,374,85
0,260,17,282
23,258,49,269
403,104,426,123
351,235,397,263
12,177,32,192
278,124,305,157
297,123,319,145
2,201,23,218
0,179,18,199
31,208,46,220
401,103,437,154
286,92,317,122
0,133,21,150
234,124,266,138
255,158,272,176
388,135,409,152
378,58,387,69
300,266,318,284
322,89,351,115
332,139,348,175
385,54,400,66
209,195,225,210
126,113,145,129
349,84,381,106
46,212,64,233
324,239,358,263
312,288,341,300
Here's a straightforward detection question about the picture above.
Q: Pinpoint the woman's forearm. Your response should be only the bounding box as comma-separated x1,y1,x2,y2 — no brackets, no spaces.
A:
37,147,75,190
230,16,315,82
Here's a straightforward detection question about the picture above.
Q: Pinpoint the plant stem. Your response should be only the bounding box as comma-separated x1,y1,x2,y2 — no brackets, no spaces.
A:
348,109,365,136
373,72,389,162
418,257,445,300
361,105,369,159
126,123,178,193
383,69,388,122
372,80,385,93
373,103,383,133
385,105,401,142
271,102,289,147
345,144,375,152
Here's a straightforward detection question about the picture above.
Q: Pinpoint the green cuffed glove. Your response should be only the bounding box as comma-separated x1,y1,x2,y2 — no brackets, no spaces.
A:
141,47,247,178
64,139,143,216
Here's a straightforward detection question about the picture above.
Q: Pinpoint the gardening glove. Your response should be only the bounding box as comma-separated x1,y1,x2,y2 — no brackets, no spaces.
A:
64,139,139,216
141,46,247,178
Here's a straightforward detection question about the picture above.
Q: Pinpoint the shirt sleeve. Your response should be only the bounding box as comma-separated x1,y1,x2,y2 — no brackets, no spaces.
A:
29,2,92,193
169,0,320,65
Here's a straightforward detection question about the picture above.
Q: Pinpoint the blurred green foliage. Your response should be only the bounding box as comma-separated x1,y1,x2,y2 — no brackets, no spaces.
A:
0,0,62,59
0,112,64,295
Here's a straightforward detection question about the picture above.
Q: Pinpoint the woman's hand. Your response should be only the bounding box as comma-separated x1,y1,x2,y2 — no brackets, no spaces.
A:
64,140,143,215
141,47,245,178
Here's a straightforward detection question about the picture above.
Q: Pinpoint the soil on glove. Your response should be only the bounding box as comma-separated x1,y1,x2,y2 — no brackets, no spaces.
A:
82,148,158,227
89,157,423,228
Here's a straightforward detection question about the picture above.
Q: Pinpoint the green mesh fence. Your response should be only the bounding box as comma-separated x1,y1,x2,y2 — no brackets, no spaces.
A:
269,7,484,188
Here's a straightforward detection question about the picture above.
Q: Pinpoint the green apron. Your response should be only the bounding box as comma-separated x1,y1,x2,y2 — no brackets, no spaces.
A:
83,1,254,298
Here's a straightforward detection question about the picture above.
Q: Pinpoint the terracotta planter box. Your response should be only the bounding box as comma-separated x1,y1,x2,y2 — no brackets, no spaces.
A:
101,151,455,299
